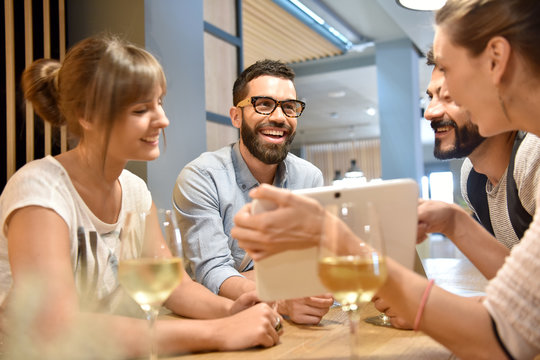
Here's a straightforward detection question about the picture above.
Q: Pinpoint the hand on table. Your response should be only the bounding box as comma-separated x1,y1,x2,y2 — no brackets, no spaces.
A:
372,296,413,330
277,294,334,325
228,290,261,315
214,303,282,350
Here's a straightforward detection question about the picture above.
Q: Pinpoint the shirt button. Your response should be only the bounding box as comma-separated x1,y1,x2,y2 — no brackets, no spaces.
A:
242,185,246,189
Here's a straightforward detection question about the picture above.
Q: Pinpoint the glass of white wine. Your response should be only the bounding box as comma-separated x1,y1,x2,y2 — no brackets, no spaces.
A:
318,201,387,359
118,207,183,360
364,310,393,327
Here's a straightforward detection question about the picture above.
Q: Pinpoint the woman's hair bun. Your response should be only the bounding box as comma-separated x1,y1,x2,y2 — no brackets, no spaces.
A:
21,58,66,127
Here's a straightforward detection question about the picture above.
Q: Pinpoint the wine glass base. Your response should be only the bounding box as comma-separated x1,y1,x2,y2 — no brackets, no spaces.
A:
364,313,394,328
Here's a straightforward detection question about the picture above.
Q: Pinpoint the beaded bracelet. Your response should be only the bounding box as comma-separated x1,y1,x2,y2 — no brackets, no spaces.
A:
413,279,435,331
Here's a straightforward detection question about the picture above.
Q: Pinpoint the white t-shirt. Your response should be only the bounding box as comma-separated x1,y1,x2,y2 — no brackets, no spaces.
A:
0,156,151,311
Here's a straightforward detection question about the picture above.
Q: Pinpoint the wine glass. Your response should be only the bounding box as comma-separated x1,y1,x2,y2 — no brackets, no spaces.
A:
364,311,393,327
318,201,387,359
118,207,183,360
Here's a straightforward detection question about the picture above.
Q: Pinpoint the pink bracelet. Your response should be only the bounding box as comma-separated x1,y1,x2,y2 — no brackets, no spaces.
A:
413,279,435,331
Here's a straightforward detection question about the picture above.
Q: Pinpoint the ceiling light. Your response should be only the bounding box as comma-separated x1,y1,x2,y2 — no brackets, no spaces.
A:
274,0,353,51
366,107,376,116
396,0,446,11
349,41,375,53
289,0,324,24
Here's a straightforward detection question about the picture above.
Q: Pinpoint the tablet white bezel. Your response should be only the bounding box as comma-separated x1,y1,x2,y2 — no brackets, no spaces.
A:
254,178,419,301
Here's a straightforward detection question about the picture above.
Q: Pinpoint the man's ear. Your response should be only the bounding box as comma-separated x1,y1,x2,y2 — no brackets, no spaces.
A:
486,36,511,85
230,106,242,129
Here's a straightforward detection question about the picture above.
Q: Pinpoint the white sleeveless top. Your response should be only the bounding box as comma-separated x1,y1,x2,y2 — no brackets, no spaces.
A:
0,156,151,311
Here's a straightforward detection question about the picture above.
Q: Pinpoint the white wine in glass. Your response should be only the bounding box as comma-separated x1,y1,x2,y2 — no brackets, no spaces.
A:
118,208,183,360
119,257,183,311
318,202,387,359
318,256,387,309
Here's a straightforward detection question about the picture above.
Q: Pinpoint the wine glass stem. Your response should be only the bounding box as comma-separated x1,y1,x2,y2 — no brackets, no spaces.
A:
145,306,160,360
347,308,361,360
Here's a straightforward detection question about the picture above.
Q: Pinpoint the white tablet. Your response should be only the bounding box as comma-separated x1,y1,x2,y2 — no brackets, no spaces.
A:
254,178,419,301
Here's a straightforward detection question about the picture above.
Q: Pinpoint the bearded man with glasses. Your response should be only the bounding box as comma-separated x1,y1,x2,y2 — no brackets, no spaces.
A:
173,59,333,325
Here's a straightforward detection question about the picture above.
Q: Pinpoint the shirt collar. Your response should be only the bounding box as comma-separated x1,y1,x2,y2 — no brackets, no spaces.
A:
232,141,289,192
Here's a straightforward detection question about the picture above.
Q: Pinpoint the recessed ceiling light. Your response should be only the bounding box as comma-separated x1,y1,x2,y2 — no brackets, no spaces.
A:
328,90,346,98
366,107,376,116
396,0,446,11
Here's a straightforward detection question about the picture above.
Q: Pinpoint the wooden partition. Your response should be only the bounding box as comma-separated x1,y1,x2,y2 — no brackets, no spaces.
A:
303,138,381,185
203,0,240,151
2,0,66,191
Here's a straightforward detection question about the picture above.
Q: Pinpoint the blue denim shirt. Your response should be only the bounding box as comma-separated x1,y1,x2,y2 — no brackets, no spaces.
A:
173,142,323,294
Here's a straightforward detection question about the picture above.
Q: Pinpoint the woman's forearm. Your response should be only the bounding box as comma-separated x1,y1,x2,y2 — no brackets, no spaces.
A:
88,313,227,356
378,258,508,359
165,276,232,319
447,209,510,279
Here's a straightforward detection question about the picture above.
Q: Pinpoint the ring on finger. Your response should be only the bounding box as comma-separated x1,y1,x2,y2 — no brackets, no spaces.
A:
274,317,282,332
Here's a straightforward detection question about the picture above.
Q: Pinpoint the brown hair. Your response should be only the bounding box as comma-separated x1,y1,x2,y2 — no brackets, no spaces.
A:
426,46,435,66
232,59,296,106
435,0,540,75
22,34,166,151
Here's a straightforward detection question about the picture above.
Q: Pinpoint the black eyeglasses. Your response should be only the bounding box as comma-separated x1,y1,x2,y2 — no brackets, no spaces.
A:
237,96,306,118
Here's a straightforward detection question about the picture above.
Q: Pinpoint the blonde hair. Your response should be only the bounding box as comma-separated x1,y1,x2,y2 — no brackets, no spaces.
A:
22,34,166,146
436,0,540,75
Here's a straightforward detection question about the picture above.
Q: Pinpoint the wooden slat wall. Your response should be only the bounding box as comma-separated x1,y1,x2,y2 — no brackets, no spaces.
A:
304,139,381,185
24,0,34,163
242,0,342,67
58,0,66,152
43,0,51,155
5,0,16,180
2,0,66,190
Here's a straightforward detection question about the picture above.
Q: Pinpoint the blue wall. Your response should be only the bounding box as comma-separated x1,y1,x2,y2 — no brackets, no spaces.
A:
144,1,207,210
376,39,423,182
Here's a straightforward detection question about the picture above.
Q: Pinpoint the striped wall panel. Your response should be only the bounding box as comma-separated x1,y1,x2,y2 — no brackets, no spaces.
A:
2,0,66,191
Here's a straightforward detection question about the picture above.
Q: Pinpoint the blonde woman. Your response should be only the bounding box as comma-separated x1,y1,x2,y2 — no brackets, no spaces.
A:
0,34,280,358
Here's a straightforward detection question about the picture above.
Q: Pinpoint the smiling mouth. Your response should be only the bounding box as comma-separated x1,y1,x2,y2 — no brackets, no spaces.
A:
141,135,159,143
433,125,453,134
431,120,456,135
260,129,286,139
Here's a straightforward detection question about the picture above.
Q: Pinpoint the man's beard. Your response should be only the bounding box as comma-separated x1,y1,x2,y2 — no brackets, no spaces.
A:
241,120,295,164
433,119,485,160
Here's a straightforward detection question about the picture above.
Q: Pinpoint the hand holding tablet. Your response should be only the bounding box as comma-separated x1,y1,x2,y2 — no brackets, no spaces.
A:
251,198,278,215
252,179,419,302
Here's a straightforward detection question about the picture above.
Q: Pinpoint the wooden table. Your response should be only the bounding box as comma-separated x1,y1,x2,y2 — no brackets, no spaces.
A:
164,304,454,360
422,258,488,297
164,257,487,360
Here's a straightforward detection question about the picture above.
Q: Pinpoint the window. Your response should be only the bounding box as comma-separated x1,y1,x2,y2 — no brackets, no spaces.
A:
427,171,454,203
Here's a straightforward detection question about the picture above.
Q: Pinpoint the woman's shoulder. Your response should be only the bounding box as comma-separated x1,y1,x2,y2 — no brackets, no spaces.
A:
4,156,67,189
0,156,76,234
